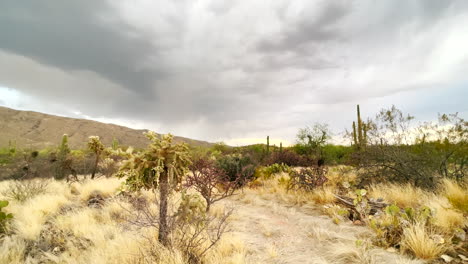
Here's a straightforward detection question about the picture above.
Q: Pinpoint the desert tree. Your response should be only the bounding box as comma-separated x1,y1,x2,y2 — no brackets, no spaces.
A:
186,157,236,212
117,132,191,246
87,136,105,179
296,123,331,165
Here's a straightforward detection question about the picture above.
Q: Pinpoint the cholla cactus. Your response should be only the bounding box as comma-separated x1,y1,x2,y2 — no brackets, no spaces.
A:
117,132,191,246
87,136,105,179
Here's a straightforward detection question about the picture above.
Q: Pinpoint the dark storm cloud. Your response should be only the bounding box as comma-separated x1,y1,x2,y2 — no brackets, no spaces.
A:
258,1,350,53
0,0,467,142
0,0,158,98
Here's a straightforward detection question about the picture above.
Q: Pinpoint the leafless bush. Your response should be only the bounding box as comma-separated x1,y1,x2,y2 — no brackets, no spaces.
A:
186,158,237,212
119,192,232,263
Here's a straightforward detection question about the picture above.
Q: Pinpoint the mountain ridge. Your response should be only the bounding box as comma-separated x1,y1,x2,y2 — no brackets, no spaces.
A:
0,106,213,149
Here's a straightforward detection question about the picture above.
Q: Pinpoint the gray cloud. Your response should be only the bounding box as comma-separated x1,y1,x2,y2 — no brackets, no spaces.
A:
0,0,467,143
0,1,159,98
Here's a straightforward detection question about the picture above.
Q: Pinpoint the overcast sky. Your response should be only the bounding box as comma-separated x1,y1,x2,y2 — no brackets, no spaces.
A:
0,0,467,145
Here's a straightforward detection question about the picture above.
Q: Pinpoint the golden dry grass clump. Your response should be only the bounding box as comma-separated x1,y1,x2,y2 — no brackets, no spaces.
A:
441,178,468,213
0,178,246,264
369,183,428,208
401,222,446,260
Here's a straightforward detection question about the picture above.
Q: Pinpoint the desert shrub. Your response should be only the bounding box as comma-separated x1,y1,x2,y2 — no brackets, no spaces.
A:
211,142,231,154
0,200,13,234
369,204,434,249
255,163,291,180
231,144,266,164
53,134,74,180
264,150,312,167
321,144,353,165
172,193,232,263
264,163,291,176
1,180,49,202
355,107,467,189
186,158,236,212
97,157,119,177
123,192,231,263
288,166,328,191
215,154,256,185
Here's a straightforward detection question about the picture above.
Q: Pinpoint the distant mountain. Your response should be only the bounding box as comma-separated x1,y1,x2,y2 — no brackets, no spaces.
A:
0,106,212,150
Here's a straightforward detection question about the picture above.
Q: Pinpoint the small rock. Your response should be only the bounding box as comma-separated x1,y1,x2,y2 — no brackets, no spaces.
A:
459,254,468,261
441,255,453,263
53,247,61,253
386,247,397,253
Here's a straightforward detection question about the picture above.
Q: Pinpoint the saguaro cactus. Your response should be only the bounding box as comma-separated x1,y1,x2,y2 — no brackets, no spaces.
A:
353,105,367,148
279,142,283,153
352,122,358,146
266,136,270,155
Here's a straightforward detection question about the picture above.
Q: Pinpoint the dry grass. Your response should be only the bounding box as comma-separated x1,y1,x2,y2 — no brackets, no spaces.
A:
326,166,357,188
401,222,446,260
0,236,27,264
369,183,428,208
440,178,468,213
0,177,244,264
73,177,123,201
205,233,247,264
311,187,336,204
2,167,455,264
427,196,467,232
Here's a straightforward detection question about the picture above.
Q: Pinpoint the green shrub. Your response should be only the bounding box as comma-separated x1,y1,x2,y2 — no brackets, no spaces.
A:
216,154,256,184
256,163,292,180
0,200,13,234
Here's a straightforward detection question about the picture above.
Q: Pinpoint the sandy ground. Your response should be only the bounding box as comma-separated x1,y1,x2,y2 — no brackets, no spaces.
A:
222,194,423,264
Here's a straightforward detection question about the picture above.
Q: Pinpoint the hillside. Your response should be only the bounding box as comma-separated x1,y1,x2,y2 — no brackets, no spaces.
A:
0,106,212,149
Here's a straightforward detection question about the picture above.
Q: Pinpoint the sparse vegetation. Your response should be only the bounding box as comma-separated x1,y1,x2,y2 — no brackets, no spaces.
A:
0,105,466,263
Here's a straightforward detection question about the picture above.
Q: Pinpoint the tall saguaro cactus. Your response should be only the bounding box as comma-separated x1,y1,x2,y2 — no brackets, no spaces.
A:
357,105,363,144
266,136,270,155
353,105,367,148
352,122,358,147
279,142,283,153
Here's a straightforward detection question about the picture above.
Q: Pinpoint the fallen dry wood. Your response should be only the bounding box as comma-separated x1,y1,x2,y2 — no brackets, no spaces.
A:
334,194,388,216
